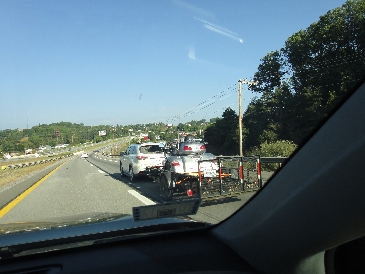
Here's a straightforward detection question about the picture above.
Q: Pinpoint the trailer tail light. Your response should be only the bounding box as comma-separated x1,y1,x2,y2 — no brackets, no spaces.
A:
183,146,192,151
171,160,180,166
187,189,193,196
200,145,206,150
137,155,148,160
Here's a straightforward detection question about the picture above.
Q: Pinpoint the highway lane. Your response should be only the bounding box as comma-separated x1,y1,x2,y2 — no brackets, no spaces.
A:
87,153,165,203
0,152,258,225
88,152,257,224
0,156,151,224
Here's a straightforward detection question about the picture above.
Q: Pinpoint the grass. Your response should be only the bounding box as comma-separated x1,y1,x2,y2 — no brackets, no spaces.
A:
0,138,129,190
0,157,68,189
1,154,68,165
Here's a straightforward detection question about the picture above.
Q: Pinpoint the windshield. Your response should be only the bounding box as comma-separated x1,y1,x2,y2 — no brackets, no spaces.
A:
0,0,364,240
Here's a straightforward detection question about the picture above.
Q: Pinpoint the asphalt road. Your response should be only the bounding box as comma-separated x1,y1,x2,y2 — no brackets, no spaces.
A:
0,152,261,225
86,152,259,223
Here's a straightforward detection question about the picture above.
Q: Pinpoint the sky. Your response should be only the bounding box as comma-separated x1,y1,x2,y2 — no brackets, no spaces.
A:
0,0,347,130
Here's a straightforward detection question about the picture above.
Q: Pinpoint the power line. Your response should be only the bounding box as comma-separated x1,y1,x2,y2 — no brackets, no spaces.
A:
166,84,238,124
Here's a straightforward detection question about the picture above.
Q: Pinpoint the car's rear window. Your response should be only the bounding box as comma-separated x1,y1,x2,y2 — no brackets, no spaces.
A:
139,145,163,154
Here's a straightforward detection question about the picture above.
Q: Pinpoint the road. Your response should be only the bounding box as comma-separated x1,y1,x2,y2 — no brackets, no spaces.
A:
0,152,259,225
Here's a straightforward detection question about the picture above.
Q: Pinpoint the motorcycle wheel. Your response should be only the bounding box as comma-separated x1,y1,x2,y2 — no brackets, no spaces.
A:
160,175,173,201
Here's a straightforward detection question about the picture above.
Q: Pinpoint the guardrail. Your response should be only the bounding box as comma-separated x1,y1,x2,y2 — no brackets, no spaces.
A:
1,154,73,170
261,157,288,164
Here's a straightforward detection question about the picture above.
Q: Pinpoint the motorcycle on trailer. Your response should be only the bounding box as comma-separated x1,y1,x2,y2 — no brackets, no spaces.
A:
147,135,218,201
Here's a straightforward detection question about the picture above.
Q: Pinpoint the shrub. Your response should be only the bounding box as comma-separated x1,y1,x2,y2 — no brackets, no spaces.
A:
249,140,297,171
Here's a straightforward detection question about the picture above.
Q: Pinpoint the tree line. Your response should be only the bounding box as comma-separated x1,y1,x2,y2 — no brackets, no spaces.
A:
204,0,365,156
0,120,211,154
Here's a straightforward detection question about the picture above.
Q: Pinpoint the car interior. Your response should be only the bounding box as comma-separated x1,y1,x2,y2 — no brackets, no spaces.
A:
0,79,364,273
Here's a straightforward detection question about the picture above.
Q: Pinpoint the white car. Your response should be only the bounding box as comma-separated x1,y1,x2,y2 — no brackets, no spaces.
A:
120,143,165,181
80,153,88,159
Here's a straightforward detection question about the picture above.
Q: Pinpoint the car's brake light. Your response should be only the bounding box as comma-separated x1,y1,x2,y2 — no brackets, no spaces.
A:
200,145,206,150
183,146,192,151
137,155,148,160
171,160,180,166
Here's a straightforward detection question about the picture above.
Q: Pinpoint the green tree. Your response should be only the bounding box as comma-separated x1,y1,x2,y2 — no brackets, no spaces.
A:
2,141,15,152
29,135,43,148
249,140,297,171
245,0,365,149
204,108,246,155
250,50,287,94
148,132,156,142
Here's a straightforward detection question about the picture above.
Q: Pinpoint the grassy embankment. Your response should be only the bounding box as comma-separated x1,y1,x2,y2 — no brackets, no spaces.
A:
0,155,70,189
0,139,129,189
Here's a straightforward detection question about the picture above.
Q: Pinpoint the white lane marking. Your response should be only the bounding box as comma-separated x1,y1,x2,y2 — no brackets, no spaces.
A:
109,160,112,161
115,161,118,163
128,190,156,205
90,164,94,167
98,170,105,174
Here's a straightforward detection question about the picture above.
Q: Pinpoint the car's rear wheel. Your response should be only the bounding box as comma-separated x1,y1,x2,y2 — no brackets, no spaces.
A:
160,175,173,201
120,163,125,177
129,166,134,182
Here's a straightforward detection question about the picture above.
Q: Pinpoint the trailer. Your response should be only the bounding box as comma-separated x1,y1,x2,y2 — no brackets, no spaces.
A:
146,136,216,201
148,155,262,201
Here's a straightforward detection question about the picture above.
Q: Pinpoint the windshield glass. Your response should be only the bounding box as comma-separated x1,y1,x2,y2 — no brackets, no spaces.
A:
0,0,364,238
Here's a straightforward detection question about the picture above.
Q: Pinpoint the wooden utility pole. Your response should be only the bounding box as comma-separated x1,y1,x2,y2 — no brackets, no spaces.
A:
112,127,116,155
238,79,258,156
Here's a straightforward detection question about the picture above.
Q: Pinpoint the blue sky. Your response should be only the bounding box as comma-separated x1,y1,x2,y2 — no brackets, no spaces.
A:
0,0,347,130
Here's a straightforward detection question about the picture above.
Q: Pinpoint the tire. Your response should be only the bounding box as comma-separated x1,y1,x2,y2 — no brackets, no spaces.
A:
120,163,125,177
129,166,135,182
160,175,173,201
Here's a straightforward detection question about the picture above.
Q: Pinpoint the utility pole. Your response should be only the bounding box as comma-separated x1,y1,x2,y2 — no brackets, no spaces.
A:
112,127,116,155
238,79,258,156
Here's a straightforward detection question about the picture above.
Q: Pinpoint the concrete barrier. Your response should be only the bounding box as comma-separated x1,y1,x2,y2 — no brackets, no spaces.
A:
0,154,73,171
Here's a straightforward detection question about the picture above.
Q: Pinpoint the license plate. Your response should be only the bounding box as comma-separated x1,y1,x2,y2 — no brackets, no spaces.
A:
204,169,216,178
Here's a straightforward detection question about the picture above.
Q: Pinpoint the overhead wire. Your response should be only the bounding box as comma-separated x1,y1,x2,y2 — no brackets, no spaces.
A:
166,84,237,123
166,83,255,124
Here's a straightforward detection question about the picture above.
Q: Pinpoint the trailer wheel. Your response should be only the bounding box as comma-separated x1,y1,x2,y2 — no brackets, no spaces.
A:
160,175,173,201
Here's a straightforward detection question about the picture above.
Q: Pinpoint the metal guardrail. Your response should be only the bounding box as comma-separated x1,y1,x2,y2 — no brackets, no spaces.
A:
1,154,73,170
261,157,288,163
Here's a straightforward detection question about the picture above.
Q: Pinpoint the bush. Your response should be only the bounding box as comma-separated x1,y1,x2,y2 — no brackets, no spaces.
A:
249,140,297,171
